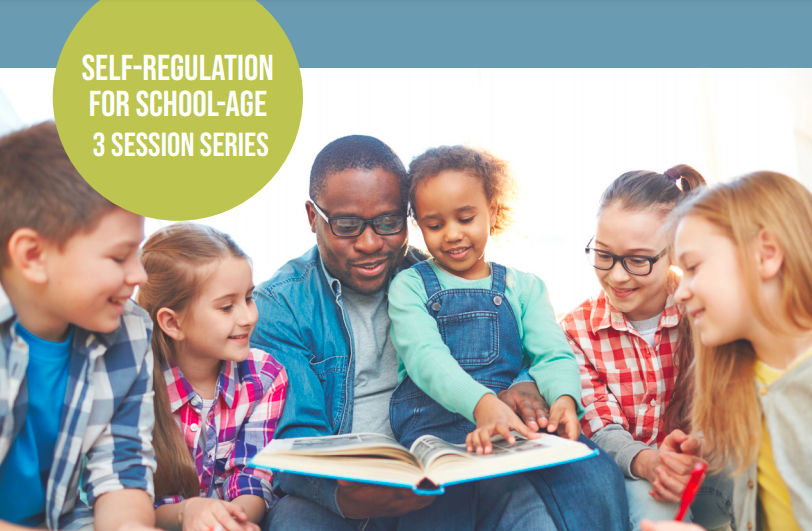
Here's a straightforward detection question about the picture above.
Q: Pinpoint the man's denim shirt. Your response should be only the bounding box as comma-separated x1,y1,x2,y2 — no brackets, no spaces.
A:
250,245,530,516
250,245,421,515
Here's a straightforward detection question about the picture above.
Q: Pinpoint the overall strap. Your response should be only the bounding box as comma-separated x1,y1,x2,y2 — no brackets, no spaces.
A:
490,263,507,293
413,260,443,299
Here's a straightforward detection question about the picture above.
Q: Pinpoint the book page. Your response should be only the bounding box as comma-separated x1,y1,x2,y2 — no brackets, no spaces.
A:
273,432,404,453
423,433,596,486
251,432,595,493
255,433,423,467
410,435,473,468
251,433,428,489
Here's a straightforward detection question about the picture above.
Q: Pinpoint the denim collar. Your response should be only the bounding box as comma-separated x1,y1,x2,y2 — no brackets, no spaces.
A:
318,255,343,298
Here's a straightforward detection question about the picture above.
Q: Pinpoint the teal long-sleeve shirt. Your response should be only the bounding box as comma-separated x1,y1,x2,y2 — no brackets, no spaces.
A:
388,259,584,423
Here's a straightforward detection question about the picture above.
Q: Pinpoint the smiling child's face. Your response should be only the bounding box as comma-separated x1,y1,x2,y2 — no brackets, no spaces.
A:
41,207,147,340
414,170,496,281
177,256,258,364
593,204,671,322
674,215,752,347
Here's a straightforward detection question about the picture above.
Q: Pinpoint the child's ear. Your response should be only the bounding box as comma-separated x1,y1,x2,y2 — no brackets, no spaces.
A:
156,307,185,341
755,229,784,280
7,228,49,284
489,201,498,229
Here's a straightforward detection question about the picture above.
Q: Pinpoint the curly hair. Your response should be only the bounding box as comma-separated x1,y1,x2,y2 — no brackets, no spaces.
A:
408,145,518,236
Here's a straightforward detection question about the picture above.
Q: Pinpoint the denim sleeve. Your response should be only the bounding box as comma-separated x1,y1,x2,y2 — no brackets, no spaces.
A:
250,286,335,440
250,285,345,516
84,339,156,505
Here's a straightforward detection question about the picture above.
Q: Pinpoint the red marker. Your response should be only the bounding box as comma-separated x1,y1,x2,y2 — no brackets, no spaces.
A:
675,461,708,521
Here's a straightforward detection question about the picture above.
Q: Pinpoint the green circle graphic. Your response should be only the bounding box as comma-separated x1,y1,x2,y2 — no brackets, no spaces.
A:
54,0,303,220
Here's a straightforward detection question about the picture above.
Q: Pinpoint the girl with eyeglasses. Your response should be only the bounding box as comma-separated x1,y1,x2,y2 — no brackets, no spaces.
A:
560,166,735,531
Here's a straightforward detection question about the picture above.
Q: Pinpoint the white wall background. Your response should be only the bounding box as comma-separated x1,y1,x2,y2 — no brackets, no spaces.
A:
1,68,810,313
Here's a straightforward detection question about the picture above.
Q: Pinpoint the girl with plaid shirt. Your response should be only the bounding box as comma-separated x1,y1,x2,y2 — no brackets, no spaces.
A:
560,166,734,531
136,224,287,531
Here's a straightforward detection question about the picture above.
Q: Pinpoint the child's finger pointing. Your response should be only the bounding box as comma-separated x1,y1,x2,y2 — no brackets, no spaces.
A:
495,423,515,445
511,418,539,440
479,430,493,454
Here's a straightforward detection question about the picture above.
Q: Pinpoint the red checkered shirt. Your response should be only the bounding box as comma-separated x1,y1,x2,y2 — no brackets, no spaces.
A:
560,290,682,446
157,348,287,509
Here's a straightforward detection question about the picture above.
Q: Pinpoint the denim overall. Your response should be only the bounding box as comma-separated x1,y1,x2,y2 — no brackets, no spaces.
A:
390,261,523,448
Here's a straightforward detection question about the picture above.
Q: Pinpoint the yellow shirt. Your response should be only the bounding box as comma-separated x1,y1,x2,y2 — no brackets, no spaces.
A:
754,348,812,531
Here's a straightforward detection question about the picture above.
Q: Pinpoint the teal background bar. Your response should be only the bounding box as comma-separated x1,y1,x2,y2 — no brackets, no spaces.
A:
1,0,810,67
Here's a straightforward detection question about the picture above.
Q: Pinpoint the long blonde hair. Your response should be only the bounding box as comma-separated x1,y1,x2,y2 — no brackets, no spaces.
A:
671,171,812,473
136,222,249,499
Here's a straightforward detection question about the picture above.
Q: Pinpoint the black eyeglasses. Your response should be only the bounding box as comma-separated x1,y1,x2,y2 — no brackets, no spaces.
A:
309,199,406,238
585,237,667,276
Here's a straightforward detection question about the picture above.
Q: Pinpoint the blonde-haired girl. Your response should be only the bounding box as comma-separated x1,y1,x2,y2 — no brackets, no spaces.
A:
136,223,287,531
643,171,812,531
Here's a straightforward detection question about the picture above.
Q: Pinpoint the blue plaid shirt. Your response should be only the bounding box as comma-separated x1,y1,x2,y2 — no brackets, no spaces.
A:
0,283,156,530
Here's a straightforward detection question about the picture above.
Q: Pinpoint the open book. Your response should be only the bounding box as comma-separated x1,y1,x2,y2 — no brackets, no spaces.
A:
251,432,598,495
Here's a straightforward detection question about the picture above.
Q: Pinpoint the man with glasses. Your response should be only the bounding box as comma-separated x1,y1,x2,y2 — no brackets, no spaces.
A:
252,136,627,530
252,136,435,531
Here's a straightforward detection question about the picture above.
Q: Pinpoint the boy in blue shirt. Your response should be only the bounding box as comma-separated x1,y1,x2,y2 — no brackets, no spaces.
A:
0,122,158,530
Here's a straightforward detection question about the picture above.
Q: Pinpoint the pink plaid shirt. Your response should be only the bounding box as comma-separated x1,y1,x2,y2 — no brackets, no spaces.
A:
560,291,682,446
157,348,287,509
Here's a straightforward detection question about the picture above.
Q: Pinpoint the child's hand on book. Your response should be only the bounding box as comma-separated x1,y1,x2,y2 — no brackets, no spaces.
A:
468,393,541,454
545,395,581,441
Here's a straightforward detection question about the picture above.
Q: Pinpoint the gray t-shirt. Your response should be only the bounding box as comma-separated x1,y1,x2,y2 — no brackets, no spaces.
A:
629,313,662,348
340,285,399,438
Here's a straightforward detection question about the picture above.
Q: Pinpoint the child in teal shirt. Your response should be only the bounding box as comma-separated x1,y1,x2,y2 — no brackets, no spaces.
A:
388,145,583,453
